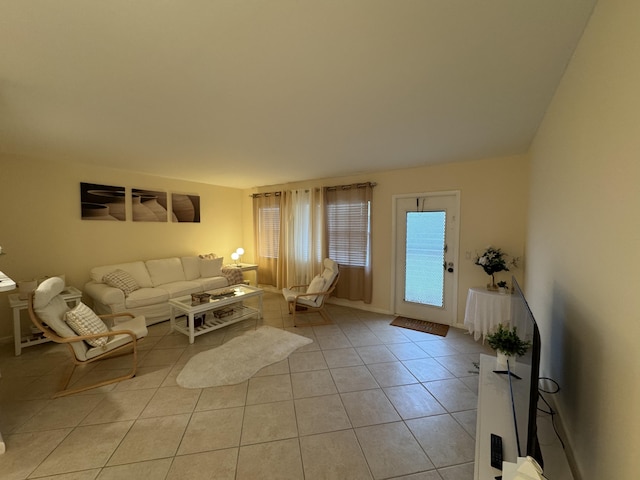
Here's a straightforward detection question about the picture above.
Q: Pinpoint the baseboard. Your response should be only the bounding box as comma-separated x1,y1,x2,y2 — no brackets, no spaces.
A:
536,389,580,480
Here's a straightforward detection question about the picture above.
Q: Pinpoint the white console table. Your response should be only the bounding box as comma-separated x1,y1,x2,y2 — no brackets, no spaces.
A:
474,354,574,480
475,354,531,479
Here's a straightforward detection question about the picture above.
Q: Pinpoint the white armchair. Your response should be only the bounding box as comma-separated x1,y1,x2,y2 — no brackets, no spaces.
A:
282,258,340,326
28,276,148,398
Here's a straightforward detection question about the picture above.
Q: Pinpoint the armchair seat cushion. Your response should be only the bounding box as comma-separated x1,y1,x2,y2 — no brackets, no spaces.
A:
64,302,110,347
282,287,323,308
85,315,147,360
306,275,326,302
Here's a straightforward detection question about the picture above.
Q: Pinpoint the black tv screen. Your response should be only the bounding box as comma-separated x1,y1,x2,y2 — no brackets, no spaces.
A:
510,276,543,466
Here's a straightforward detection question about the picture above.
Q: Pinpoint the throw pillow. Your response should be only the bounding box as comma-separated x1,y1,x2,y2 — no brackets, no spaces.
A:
306,275,326,302
103,269,140,296
200,257,224,278
199,253,218,260
64,302,109,348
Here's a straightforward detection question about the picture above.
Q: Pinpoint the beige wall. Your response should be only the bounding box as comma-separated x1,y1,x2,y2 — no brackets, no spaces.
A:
527,0,640,478
245,154,530,326
0,154,245,340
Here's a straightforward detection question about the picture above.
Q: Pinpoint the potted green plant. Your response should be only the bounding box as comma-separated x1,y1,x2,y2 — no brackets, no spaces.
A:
486,324,531,366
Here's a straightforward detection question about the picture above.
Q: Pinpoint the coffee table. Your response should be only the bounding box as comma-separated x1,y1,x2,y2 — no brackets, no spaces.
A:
169,284,263,344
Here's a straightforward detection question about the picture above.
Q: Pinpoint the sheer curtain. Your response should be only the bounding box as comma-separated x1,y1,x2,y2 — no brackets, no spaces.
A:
281,189,325,289
324,183,373,303
252,192,282,287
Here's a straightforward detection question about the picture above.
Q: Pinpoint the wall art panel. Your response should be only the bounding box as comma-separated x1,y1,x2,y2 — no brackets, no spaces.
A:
80,182,126,221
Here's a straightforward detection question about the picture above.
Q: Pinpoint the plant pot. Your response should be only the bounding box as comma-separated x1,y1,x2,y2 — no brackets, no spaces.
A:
497,351,516,368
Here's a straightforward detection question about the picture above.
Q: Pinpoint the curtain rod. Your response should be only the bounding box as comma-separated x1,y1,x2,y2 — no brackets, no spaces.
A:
324,182,377,191
250,182,377,197
250,191,282,198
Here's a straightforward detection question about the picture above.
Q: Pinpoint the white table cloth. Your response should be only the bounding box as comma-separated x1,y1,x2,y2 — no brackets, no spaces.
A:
464,287,512,341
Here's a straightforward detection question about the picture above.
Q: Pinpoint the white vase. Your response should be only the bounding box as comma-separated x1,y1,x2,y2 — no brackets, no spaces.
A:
496,351,516,368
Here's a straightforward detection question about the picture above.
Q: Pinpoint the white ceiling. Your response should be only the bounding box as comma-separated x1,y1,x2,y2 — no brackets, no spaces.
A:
0,0,596,189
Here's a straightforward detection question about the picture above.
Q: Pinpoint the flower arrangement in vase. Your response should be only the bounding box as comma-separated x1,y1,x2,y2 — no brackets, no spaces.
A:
475,246,518,290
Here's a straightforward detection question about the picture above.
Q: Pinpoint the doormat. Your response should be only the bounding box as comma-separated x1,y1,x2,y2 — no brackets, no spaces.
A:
390,316,449,337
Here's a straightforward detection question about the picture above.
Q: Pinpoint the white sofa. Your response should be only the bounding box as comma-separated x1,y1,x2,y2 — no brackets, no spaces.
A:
84,256,243,325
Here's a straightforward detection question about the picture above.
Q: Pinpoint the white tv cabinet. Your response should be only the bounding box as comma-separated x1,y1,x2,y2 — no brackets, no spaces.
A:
475,354,532,479
475,354,574,479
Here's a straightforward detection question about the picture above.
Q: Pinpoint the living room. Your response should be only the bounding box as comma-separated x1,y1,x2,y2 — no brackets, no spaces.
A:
1,1,639,479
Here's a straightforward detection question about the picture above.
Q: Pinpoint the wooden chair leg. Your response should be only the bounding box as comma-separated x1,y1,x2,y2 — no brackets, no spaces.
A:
318,308,332,323
53,345,138,398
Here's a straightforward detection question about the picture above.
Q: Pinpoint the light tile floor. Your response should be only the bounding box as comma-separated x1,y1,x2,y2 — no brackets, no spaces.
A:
0,292,493,480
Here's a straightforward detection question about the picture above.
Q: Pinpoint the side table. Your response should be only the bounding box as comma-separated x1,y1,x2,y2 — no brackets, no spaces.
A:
0,270,16,454
226,263,258,285
463,287,512,341
8,286,83,356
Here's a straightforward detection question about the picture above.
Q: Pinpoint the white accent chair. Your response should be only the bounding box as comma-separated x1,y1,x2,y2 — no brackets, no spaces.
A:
28,276,148,398
282,258,340,326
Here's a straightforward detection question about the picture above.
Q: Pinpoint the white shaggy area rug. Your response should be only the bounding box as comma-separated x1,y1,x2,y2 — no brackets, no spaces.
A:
176,326,313,388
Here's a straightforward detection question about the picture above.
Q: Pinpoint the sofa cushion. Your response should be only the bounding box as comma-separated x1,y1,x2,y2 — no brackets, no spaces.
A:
65,302,110,347
157,281,202,298
90,262,153,288
196,276,229,291
146,258,186,286
125,287,171,309
181,256,200,281
199,257,223,278
103,269,140,296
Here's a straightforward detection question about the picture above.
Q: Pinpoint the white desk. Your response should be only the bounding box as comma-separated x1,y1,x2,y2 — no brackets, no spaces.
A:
8,286,82,355
464,287,512,341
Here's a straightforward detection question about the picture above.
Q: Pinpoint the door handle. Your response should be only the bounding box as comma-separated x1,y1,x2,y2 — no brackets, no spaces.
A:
447,262,454,273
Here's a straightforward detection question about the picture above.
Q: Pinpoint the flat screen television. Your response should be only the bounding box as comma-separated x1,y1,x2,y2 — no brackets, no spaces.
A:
510,276,543,467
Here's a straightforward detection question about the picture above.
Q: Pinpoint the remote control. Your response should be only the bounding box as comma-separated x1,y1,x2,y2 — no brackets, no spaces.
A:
490,433,503,470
